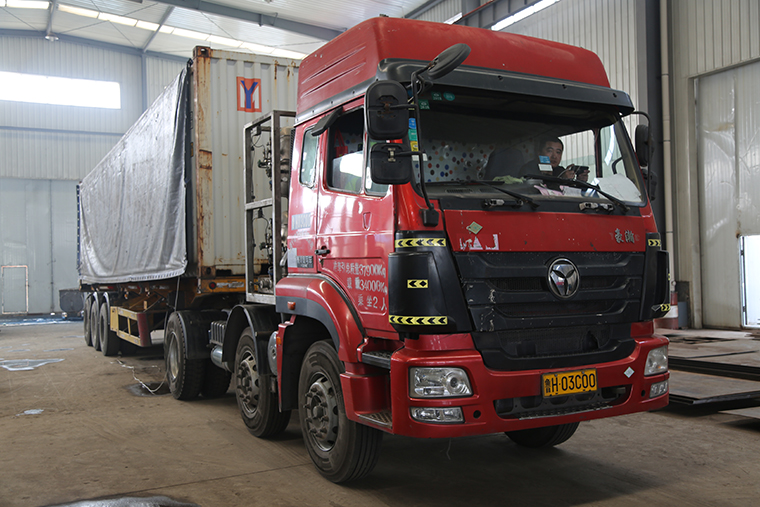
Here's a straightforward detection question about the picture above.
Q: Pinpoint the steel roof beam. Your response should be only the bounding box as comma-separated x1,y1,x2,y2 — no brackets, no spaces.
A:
46,0,59,38
142,6,174,53
149,0,343,41
456,0,541,29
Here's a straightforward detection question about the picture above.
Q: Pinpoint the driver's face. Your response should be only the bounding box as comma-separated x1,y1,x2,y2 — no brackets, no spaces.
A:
540,141,563,168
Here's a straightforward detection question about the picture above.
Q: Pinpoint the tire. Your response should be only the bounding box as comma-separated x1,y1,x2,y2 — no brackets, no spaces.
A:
99,302,120,357
505,422,580,448
91,300,102,352
201,362,232,398
235,328,291,436
165,311,206,400
298,341,382,483
83,296,93,347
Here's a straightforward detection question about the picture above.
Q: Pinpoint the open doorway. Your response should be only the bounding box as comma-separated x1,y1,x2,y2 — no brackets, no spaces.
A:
741,236,760,328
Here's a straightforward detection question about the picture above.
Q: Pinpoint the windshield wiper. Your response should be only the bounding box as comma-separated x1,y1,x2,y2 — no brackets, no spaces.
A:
431,179,539,209
523,174,630,213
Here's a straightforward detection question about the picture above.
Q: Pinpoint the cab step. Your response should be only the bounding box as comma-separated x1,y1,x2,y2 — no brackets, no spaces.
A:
358,410,392,429
361,350,392,369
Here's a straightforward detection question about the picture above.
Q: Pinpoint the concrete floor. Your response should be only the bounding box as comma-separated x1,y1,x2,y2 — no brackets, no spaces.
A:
1,322,760,507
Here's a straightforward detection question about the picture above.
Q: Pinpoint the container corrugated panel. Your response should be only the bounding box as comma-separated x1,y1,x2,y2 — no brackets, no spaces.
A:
190,48,299,275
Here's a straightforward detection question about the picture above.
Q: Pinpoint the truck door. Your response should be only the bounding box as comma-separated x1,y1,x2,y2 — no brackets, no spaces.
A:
287,121,322,275
316,106,394,333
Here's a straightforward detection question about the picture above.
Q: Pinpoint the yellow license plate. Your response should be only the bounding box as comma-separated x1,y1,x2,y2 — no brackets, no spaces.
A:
542,369,598,398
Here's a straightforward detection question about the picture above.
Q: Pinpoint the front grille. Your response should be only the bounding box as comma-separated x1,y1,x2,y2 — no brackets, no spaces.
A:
454,251,643,370
455,251,645,332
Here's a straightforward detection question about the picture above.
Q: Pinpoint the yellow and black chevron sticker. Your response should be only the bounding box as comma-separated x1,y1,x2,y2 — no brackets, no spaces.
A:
389,315,448,326
407,279,428,289
395,238,447,248
659,303,671,313
648,239,662,247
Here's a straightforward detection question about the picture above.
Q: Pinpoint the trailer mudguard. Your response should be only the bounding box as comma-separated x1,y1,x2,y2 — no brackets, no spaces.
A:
221,304,280,374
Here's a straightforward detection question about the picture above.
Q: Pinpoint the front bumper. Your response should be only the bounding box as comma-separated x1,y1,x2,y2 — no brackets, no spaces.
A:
348,332,669,438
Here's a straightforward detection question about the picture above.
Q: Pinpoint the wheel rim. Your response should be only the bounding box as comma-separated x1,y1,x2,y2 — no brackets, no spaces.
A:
236,348,260,417
303,372,338,452
167,332,180,382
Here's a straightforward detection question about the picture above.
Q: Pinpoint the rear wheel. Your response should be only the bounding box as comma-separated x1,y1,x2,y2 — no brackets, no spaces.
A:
505,422,580,448
165,311,205,400
298,341,382,483
235,328,291,436
83,296,93,346
99,302,120,357
91,300,101,352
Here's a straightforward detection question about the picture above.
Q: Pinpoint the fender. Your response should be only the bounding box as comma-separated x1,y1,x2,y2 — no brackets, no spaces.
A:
221,304,279,374
276,274,365,362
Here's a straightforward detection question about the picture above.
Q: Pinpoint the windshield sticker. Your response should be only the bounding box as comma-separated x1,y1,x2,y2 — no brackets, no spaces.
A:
443,92,455,101
419,100,430,110
432,92,443,101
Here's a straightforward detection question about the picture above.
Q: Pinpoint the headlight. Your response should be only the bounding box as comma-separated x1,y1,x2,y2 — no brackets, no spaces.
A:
410,367,472,398
645,346,668,376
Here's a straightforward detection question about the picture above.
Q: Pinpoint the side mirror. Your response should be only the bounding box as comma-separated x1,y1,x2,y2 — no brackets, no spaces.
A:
425,43,471,81
365,81,409,140
635,124,652,167
369,144,412,185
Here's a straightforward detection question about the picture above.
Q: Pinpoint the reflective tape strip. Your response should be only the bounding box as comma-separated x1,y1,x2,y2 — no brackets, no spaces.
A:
395,238,447,248
407,279,428,289
389,315,448,326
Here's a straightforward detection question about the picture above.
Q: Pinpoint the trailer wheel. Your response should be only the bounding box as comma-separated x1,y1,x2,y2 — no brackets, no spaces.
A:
165,312,205,400
235,328,291,436
201,362,232,398
83,296,93,346
91,300,102,352
298,341,383,483
505,422,580,448
99,302,120,357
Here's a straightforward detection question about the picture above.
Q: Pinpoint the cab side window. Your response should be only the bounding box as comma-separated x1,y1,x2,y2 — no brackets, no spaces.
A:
300,128,319,187
327,110,364,193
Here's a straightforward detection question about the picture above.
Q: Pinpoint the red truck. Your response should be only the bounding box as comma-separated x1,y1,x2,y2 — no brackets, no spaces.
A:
80,17,671,483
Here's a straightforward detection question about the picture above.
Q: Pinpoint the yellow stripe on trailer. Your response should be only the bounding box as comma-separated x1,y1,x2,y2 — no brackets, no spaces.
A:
394,238,447,248
389,315,448,326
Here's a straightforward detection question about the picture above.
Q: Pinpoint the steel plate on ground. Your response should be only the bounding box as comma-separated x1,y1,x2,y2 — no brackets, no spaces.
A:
669,370,760,405
720,406,760,420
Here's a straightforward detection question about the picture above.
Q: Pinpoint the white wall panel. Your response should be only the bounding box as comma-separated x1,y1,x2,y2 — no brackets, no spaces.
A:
0,35,189,181
0,179,79,314
668,0,760,328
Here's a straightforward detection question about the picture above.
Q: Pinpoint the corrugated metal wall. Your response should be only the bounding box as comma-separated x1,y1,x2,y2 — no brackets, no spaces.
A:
0,35,189,314
669,0,760,328
0,179,79,314
503,0,641,124
414,0,464,23
0,36,186,181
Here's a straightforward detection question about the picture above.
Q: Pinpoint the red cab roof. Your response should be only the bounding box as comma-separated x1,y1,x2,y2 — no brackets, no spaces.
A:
297,17,611,117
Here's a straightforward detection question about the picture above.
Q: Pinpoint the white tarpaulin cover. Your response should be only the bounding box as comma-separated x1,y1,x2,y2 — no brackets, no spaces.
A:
79,69,189,283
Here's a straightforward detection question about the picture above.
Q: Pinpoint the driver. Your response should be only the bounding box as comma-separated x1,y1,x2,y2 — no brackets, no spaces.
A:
520,136,589,182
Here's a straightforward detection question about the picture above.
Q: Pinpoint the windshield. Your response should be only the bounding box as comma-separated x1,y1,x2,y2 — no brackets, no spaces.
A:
412,86,646,207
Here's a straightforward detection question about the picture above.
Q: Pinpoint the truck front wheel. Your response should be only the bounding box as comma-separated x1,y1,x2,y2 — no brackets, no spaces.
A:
505,422,579,448
165,312,205,400
298,341,383,483
235,328,290,437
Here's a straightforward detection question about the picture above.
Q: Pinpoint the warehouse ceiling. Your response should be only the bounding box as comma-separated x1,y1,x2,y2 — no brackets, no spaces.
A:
0,0,435,59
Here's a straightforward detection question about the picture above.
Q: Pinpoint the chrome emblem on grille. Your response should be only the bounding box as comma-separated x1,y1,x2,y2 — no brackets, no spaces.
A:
548,258,579,299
